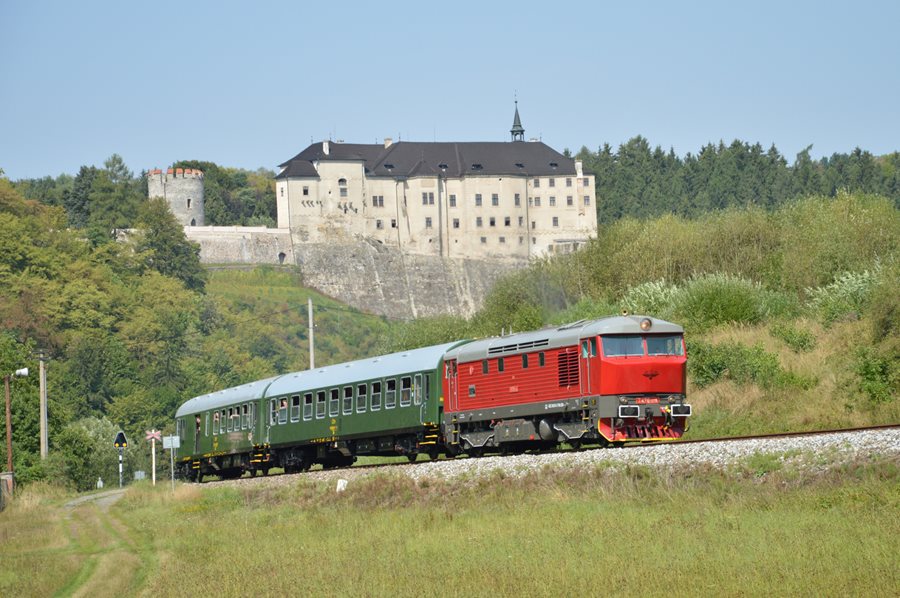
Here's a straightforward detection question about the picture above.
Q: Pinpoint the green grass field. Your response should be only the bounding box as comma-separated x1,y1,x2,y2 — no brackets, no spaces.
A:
2,456,898,596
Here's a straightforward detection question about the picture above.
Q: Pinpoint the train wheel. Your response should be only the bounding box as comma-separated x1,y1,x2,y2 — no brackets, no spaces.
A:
249,468,257,478
468,447,484,458
569,440,582,451
427,447,439,461
407,453,418,463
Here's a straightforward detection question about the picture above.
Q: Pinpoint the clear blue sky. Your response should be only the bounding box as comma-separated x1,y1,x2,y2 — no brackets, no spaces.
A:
2,0,898,180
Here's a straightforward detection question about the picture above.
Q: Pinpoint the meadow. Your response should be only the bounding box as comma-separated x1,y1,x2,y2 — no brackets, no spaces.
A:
2,455,898,596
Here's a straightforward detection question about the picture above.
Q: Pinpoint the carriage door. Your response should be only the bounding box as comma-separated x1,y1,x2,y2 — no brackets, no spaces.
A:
579,338,596,395
445,360,459,411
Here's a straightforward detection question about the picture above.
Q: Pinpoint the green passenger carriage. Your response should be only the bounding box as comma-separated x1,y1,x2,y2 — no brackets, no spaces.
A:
174,341,467,481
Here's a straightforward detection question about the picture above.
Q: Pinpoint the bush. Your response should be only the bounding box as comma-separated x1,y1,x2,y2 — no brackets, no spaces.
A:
621,279,678,318
854,347,898,404
675,274,769,331
688,340,815,390
770,323,816,353
805,269,880,326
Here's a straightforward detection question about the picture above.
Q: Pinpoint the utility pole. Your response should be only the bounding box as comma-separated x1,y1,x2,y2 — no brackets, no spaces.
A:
38,351,48,460
308,297,315,370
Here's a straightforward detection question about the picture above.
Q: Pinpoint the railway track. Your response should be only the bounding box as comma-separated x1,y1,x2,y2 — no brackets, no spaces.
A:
204,423,900,485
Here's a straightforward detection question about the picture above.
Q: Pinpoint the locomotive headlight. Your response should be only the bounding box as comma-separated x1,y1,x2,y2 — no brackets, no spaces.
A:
640,318,652,331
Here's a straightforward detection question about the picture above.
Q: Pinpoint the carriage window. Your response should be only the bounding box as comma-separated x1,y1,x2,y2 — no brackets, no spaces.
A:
278,398,288,424
371,381,382,410
482,360,489,374
343,386,354,415
221,410,227,431
242,404,250,429
227,408,234,432
213,412,219,435
414,374,423,406
234,408,242,429
357,384,367,413
425,375,431,402
303,393,313,421
386,379,397,409
539,352,545,367
316,391,326,419
290,395,301,422
646,335,685,356
250,403,256,428
522,354,529,369
205,412,210,436
329,389,339,417
400,377,412,407
602,335,645,357
498,358,505,373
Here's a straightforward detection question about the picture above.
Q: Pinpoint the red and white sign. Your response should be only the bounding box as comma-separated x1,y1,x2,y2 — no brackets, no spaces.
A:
145,429,162,442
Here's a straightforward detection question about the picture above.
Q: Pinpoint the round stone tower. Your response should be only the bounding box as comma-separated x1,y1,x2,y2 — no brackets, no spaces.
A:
147,167,205,226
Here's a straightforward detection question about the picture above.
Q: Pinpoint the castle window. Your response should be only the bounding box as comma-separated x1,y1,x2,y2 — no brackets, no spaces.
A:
514,193,521,206
583,177,589,186
303,186,309,196
566,178,572,187
190,218,196,226
584,195,591,206
187,197,192,209
533,178,540,188
480,237,487,244
553,216,559,227
549,196,556,207
504,216,511,227
280,187,284,196
339,178,348,197
567,196,573,206
391,219,397,228
499,236,506,244
531,221,536,229
489,217,496,227
491,193,499,206
533,237,537,245
425,217,433,228
550,163,558,169
519,236,524,244
518,216,524,226
422,192,434,206
476,217,483,227
549,178,556,188
475,194,482,207
534,197,541,207
515,163,524,169
453,218,460,229
449,194,457,207
376,219,384,230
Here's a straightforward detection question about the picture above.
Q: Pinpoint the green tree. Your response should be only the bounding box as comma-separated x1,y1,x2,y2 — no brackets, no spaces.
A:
133,197,207,291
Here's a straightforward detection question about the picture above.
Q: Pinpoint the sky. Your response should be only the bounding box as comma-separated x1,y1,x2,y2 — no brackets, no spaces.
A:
2,0,899,180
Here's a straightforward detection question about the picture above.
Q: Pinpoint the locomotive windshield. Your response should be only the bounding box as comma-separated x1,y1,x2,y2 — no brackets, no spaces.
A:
601,334,685,357
646,334,684,356
601,335,644,356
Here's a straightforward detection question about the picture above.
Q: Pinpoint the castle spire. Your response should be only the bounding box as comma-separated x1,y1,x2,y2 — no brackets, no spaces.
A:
510,100,525,142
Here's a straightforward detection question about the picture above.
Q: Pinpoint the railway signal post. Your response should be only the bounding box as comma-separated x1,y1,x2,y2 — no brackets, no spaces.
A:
145,429,162,485
113,431,127,488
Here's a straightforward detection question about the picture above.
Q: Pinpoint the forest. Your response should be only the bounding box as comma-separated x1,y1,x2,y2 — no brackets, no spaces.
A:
1,136,898,489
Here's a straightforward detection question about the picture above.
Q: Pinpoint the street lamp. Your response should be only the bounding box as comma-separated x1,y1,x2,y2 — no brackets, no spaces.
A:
4,367,28,473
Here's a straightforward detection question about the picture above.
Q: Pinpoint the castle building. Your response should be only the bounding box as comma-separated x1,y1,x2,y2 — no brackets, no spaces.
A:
275,106,597,258
147,167,205,226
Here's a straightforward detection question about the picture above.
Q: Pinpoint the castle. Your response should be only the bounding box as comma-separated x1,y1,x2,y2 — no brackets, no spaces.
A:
149,107,598,318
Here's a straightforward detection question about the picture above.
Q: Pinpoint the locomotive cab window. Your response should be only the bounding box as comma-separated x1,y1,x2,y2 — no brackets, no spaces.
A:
386,379,397,409
400,377,412,407
646,335,685,356
303,393,313,421
371,381,382,411
602,335,644,357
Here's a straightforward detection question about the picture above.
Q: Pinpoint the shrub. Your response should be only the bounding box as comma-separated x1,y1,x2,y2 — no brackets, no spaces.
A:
675,273,769,331
688,340,815,390
770,323,816,353
805,269,880,326
854,346,898,404
621,279,679,318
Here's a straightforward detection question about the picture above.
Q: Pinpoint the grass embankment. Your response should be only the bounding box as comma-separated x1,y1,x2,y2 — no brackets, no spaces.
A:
3,458,898,596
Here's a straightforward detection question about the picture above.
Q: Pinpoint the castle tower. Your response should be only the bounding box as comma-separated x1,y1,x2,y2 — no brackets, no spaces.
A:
147,167,205,226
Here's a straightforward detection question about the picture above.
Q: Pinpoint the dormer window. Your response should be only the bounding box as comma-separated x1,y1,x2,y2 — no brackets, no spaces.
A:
384,163,394,170
471,163,483,171
438,163,448,171
515,163,524,169
549,162,558,169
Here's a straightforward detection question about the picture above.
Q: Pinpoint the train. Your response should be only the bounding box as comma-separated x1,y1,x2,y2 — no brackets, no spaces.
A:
173,314,691,481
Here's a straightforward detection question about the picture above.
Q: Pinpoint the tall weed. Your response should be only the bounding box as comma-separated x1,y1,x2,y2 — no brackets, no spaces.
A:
805,268,880,326
688,339,815,390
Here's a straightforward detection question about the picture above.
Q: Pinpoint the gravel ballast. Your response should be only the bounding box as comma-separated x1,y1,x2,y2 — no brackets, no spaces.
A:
223,428,900,491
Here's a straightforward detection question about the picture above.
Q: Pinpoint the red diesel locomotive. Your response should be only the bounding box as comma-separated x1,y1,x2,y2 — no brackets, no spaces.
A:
441,314,691,454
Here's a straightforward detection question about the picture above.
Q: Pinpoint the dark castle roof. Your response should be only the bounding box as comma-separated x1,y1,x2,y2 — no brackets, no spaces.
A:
276,141,576,179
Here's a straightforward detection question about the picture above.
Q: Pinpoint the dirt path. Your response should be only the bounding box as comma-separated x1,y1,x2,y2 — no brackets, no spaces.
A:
58,489,150,597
